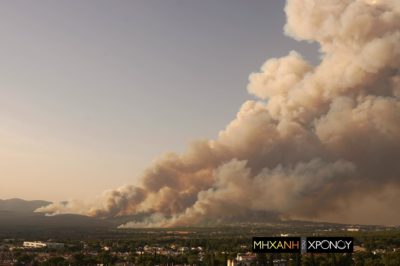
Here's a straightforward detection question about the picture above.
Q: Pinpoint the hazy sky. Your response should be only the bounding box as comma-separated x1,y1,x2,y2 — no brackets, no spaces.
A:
0,0,319,201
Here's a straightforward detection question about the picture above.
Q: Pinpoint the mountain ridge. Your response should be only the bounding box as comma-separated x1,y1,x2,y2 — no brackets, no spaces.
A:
0,198,52,213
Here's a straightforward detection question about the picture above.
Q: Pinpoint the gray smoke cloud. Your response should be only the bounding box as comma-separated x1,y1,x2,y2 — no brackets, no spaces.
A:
37,0,400,227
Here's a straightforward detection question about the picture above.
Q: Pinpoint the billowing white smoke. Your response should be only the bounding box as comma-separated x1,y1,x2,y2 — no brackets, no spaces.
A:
37,0,400,226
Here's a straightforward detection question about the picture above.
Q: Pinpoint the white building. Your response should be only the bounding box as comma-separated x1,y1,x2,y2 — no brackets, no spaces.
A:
23,241,64,249
346,227,360,232
227,253,257,266
23,241,47,248
227,259,236,266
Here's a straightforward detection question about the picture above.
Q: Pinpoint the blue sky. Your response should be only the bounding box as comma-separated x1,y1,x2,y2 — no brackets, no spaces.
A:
0,0,319,201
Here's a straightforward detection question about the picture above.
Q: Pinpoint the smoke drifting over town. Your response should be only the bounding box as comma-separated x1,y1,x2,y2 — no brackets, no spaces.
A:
38,0,400,226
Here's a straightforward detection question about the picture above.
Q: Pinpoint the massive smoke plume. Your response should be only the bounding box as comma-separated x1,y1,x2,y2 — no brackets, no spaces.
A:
38,0,400,226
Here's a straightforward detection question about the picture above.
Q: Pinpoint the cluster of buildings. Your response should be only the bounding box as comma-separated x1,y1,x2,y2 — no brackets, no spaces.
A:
226,253,289,266
227,253,257,266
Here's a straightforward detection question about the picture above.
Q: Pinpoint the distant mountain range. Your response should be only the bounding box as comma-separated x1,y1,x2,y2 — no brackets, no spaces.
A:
0,198,51,213
0,198,282,234
0,198,116,238
0,198,152,238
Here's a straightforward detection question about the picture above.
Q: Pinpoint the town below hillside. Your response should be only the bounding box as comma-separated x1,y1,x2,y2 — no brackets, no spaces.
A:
1,223,400,265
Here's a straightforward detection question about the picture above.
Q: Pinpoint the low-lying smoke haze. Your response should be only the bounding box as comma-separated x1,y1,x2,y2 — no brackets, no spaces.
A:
38,0,400,227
